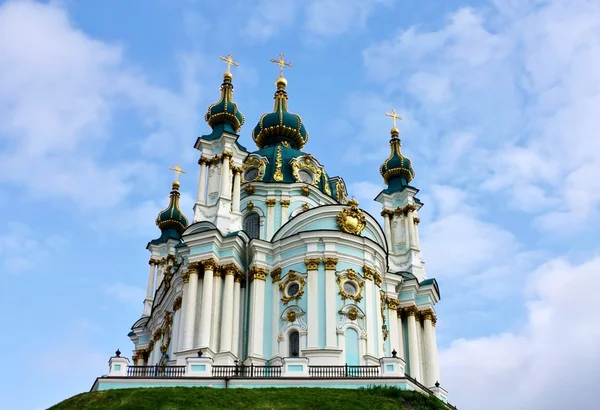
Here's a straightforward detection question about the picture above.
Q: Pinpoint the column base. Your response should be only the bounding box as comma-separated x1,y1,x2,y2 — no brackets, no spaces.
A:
243,356,267,366
301,348,343,365
213,351,238,365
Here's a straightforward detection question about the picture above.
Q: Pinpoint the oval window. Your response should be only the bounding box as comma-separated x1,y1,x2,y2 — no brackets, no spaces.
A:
298,169,313,184
287,282,300,297
343,281,358,295
244,167,259,181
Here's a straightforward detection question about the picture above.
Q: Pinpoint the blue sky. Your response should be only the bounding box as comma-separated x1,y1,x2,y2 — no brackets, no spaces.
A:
0,0,599,409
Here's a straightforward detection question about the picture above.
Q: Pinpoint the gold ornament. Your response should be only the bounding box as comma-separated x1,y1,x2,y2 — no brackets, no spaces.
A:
323,257,339,270
266,199,277,207
250,266,268,281
347,307,359,321
362,265,376,280
202,258,219,271
241,156,267,183
244,185,255,195
337,269,364,302
246,201,254,210
301,203,309,211
301,185,310,196
280,199,291,207
273,145,284,181
336,199,366,235
286,310,297,322
173,296,182,311
279,270,306,305
271,267,282,283
304,258,321,270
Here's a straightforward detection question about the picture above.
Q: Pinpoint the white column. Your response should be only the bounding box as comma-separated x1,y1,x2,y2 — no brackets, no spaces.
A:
210,270,223,352
423,310,439,386
197,158,208,204
272,269,281,356
182,264,200,351
219,266,236,353
405,306,422,381
363,267,376,356
374,279,384,356
156,261,164,286
305,258,320,348
324,258,338,349
413,215,421,249
266,199,276,240
382,211,393,252
388,300,400,355
397,313,405,361
199,259,216,348
193,275,203,347
145,260,156,299
232,169,241,212
172,298,183,352
220,154,231,199
406,207,417,249
280,200,290,224
248,267,267,357
232,275,242,357
178,293,187,351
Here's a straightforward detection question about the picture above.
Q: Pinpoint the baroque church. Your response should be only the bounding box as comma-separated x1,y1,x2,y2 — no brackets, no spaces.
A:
95,54,447,403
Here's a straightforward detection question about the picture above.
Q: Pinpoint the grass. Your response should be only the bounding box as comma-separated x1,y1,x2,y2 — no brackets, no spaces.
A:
50,386,450,410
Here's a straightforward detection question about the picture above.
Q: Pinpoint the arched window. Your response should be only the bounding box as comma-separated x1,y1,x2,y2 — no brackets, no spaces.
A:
289,331,300,357
243,213,260,239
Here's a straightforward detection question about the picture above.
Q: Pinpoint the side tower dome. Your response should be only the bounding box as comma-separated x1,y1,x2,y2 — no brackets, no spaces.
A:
204,54,245,134
153,165,188,243
379,109,415,192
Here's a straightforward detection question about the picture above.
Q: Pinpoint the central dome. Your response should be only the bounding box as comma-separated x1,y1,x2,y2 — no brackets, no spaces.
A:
252,78,309,150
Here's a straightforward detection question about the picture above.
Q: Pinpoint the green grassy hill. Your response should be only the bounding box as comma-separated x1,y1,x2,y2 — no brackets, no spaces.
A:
50,386,451,410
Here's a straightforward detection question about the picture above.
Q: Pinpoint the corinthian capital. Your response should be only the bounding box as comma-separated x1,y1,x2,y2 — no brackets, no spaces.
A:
304,257,321,270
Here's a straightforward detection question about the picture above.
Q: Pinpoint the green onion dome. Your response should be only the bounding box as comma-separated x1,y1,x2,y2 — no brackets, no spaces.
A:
252,77,309,150
155,181,188,236
205,72,245,133
379,128,415,192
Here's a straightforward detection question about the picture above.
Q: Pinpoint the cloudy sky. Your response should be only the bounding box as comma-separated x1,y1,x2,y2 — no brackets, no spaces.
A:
0,0,599,409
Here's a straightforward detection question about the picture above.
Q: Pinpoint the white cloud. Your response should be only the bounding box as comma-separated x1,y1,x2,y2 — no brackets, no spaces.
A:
440,255,600,410
0,1,203,211
0,222,67,275
304,0,393,37
241,0,297,41
105,282,146,307
361,0,600,232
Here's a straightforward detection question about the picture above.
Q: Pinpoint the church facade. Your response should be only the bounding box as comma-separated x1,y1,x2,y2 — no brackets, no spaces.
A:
94,54,448,403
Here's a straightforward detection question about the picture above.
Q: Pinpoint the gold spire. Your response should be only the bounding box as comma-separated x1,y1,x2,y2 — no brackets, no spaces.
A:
270,53,292,79
169,164,186,188
219,53,239,75
385,108,402,135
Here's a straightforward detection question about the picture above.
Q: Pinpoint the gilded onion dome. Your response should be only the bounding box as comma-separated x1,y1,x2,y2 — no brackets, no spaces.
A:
252,77,309,150
205,71,245,133
155,181,189,236
379,128,415,191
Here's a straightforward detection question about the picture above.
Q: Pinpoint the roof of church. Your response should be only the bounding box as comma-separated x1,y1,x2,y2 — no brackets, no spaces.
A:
252,77,308,150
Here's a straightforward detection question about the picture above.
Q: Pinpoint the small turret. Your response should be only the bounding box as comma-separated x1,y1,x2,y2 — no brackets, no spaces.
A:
379,109,415,192
204,54,245,134
151,165,189,245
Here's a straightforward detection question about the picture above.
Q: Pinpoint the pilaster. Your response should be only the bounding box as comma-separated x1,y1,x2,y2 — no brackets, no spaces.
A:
404,305,422,382
323,257,338,349
199,258,217,348
248,265,268,358
305,257,321,349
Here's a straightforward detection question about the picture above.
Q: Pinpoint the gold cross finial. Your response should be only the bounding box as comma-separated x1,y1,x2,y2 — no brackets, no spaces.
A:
386,109,402,130
169,164,186,183
270,53,292,78
219,53,239,74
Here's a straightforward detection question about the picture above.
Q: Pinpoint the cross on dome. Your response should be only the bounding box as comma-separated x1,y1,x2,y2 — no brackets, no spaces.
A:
169,164,186,183
385,109,402,132
219,53,239,74
270,53,292,78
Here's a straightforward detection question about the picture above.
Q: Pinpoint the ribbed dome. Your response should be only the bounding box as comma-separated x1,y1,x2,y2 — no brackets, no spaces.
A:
252,77,308,150
155,181,188,235
205,73,245,133
380,129,415,191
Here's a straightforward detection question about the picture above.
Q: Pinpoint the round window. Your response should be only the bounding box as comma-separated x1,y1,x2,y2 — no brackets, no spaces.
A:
343,281,358,295
298,169,313,184
244,167,259,181
287,282,300,297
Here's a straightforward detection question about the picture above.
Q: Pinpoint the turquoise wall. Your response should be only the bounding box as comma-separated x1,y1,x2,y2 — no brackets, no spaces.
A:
345,328,360,365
